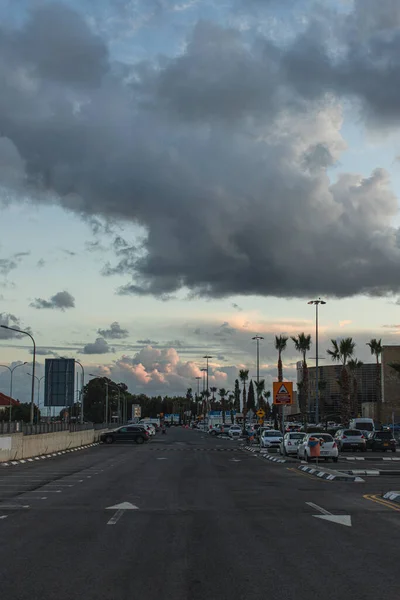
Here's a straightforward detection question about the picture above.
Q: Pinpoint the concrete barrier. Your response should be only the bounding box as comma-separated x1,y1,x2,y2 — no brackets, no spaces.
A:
0,428,107,463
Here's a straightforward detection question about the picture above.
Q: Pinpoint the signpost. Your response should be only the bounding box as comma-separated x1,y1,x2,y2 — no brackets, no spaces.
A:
256,408,265,426
273,382,293,439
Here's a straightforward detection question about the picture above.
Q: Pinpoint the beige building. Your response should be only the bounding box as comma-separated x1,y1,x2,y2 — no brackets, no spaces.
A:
381,345,400,422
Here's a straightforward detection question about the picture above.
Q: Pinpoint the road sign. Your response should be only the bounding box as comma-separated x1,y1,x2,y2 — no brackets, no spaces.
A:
256,409,265,418
273,381,293,405
44,358,75,407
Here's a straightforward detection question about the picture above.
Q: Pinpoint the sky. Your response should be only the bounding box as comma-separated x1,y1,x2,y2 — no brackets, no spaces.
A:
2,0,400,403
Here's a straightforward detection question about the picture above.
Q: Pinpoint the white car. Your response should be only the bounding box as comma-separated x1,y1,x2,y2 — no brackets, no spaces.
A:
260,430,283,449
280,432,305,455
228,425,242,438
297,433,339,462
140,423,156,436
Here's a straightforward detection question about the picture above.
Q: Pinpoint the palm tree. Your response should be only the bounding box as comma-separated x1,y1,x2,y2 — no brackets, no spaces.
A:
263,390,271,419
254,379,265,410
327,338,355,425
218,388,228,424
291,333,312,421
210,386,217,408
239,369,249,432
275,335,288,382
348,359,363,418
366,339,382,422
228,393,235,424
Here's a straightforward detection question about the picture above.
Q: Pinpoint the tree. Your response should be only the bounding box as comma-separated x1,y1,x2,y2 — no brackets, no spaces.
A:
291,333,312,421
210,387,217,403
275,335,288,382
327,337,355,425
348,359,363,418
0,402,40,423
247,380,256,412
234,379,241,412
228,393,235,423
254,379,265,410
366,338,382,422
263,390,272,419
218,388,228,424
239,369,249,432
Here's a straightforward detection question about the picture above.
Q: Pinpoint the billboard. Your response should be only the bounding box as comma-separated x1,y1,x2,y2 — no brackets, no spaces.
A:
44,358,75,407
131,404,141,419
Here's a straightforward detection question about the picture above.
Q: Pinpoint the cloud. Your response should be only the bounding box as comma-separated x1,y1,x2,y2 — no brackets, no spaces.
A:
37,258,45,268
215,322,236,337
2,3,400,299
82,337,113,355
232,303,243,312
339,320,352,327
0,251,30,276
97,321,129,339
30,291,75,311
0,313,31,339
33,347,59,356
137,338,159,345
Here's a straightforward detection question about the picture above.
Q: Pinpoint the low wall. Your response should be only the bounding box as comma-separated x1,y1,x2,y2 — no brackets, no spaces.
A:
0,428,107,463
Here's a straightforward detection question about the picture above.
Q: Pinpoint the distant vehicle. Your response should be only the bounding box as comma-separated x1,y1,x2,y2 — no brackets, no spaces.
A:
366,431,397,453
334,429,367,452
209,423,231,436
280,432,305,455
297,433,338,462
139,423,156,436
260,430,283,449
100,425,149,445
349,418,375,433
228,425,242,438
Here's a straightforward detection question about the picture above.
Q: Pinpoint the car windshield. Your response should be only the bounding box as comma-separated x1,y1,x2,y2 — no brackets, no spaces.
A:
344,430,362,436
289,434,305,440
314,434,333,442
263,431,282,437
376,432,392,439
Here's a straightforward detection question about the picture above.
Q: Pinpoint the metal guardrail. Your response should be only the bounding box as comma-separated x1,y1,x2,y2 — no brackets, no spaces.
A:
0,421,95,435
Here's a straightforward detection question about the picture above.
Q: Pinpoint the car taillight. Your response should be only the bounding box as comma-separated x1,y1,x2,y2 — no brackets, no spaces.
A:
342,435,347,439
361,435,364,439
332,441,337,448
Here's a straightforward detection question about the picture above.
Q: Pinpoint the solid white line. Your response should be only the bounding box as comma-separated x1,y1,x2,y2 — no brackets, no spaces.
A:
29,490,62,493
0,515,8,519
306,501,332,516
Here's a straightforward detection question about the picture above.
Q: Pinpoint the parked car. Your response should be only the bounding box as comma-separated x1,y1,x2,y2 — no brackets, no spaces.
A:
334,429,367,452
100,425,149,445
260,430,283,449
280,432,306,455
366,431,397,452
139,423,156,436
228,425,242,439
297,433,338,462
209,423,231,436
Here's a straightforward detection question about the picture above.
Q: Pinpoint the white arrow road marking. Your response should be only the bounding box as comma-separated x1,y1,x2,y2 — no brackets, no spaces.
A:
306,502,352,527
106,502,139,525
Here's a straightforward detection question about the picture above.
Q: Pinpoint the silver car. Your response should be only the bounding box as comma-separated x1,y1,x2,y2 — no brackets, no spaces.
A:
280,432,305,455
260,430,283,449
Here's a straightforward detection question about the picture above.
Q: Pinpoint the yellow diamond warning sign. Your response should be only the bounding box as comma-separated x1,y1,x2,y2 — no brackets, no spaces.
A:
273,381,293,405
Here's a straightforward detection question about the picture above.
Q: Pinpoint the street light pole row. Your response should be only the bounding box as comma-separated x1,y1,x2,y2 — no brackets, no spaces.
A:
0,361,27,423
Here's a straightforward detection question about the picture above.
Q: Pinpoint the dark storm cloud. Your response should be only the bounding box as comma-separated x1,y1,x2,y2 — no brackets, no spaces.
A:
30,291,75,311
2,3,400,299
97,321,129,339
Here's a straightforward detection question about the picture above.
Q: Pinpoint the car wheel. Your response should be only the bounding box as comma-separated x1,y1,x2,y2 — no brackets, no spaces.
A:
104,435,113,444
210,431,217,436
333,457,338,463
136,436,145,444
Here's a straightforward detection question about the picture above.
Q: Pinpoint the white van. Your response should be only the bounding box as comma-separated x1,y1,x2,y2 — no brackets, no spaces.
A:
349,418,375,433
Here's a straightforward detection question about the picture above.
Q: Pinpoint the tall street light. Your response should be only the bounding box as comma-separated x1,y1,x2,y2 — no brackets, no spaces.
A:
89,374,109,424
307,298,326,424
0,362,27,423
195,376,201,414
0,325,36,424
200,367,207,428
203,354,212,401
26,373,45,422
252,335,264,408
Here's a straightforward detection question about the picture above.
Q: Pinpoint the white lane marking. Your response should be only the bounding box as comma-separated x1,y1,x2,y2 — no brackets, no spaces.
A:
29,490,62,493
306,502,352,527
156,458,168,460
106,502,139,525
0,515,8,519
230,458,241,462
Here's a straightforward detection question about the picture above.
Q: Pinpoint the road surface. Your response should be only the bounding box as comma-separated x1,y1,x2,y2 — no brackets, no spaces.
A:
0,427,399,599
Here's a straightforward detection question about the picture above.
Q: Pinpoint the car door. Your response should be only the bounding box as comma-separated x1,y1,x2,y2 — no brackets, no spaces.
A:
114,427,130,443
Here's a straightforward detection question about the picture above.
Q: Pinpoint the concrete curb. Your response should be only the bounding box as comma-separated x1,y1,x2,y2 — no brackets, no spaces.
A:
383,491,400,503
0,443,100,467
244,446,287,463
298,465,364,482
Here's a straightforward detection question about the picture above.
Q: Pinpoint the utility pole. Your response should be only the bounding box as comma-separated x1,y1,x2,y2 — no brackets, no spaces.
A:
308,298,326,424
252,335,264,408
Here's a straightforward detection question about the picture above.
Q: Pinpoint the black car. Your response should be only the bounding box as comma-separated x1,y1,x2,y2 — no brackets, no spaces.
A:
100,425,149,445
366,431,397,453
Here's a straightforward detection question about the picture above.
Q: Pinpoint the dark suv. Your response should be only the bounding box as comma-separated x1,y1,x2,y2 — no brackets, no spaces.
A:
100,425,149,445
366,431,397,453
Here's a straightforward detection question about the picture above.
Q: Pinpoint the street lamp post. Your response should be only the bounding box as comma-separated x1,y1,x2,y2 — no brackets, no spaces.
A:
1,325,36,424
195,376,201,414
307,298,326,424
252,335,264,408
26,373,45,422
74,360,85,424
0,362,27,423
200,367,207,430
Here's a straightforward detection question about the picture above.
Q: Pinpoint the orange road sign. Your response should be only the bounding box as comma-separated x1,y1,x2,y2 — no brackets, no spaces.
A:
273,381,293,405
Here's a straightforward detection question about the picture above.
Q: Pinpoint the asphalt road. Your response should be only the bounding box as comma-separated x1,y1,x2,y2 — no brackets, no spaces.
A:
1,428,400,600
